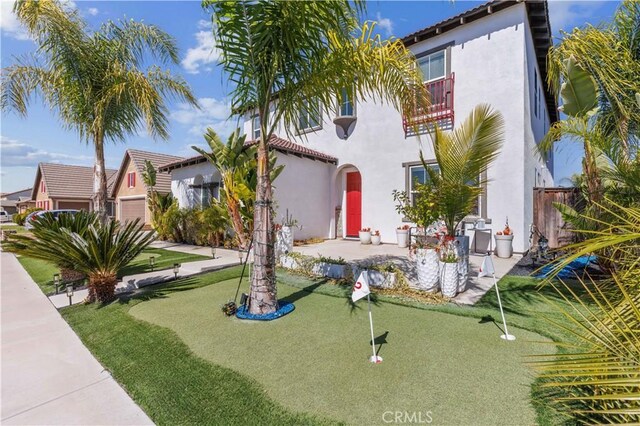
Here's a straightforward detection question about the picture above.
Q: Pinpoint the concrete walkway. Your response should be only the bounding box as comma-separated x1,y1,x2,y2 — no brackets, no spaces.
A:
1,252,153,425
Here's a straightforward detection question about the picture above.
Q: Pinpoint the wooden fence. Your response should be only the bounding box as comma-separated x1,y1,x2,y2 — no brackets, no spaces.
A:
532,187,581,249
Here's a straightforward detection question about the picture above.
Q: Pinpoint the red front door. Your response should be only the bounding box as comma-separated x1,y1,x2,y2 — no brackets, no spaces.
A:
346,171,362,237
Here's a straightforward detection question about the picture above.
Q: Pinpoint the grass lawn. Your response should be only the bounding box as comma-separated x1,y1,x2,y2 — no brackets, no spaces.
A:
56,267,573,425
0,224,31,235
17,247,208,295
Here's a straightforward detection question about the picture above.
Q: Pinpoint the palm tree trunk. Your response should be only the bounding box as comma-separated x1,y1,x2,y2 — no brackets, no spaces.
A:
248,138,277,315
87,273,118,303
227,197,249,249
93,132,109,224
583,139,602,203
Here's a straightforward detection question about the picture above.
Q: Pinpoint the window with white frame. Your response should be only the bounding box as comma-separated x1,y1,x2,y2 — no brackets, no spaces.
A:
417,49,446,82
337,88,355,117
127,172,136,188
252,115,261,140
298,98,322,132
408,163,440,206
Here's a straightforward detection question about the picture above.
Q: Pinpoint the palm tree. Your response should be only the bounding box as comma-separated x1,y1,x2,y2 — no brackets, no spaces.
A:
203,0,430,315
4,213,155,302
1,0,197,222
193,128,282,249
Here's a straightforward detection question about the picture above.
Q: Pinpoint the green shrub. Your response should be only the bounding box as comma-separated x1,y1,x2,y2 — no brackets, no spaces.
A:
14,207,42,226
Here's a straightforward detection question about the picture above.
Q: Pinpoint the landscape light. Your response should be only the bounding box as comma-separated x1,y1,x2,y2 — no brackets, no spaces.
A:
53,273,61,294
65,284,74,306
149,256,156,271
173,263,180,279
211,246,216,259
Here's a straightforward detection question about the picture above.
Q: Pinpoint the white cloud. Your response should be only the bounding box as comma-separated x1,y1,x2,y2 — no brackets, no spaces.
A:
0,136,93,168
181,19,220,74
376,12,394,36
87,7,98,16
171,97,237,140
0,1,30,41
547,0,606,33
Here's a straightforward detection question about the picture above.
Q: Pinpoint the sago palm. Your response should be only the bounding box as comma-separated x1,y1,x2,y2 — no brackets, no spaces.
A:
8,218,155,303
425,104,505,236
1,0,197,222
202,0,430,314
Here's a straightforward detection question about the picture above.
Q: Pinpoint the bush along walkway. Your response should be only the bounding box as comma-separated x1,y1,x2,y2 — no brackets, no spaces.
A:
0,252,153,425
48,251,243,308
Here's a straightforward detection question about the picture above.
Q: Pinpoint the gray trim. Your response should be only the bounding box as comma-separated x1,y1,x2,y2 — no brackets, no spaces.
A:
414,41,454,59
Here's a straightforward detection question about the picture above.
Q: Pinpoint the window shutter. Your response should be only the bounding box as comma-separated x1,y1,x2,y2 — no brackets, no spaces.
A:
132,173,135,187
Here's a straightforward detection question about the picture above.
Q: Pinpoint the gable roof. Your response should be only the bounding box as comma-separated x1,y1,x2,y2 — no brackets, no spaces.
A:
110,149,184,197
402,0,557,123
31,163,118,200
1,188,32,200
158,135,337,172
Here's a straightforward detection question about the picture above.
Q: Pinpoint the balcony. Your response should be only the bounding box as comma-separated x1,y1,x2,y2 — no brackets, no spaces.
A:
403,73,455,137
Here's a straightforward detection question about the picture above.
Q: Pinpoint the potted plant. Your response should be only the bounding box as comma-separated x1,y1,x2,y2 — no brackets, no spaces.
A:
395,224,410,248
359,227,371,244
411,237,440,292
276,209,299,257
439,237,459,297
371,230,381,245
495,219,514,258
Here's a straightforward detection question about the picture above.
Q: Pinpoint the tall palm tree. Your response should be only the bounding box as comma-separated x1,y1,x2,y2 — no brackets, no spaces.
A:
203,0,430,315
1,0,197,222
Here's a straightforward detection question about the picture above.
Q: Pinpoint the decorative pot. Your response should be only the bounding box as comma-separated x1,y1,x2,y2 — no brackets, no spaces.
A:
276,226,294,258
359,231,371,245
494,234,514,258
439,261,459,297
413,248,439,292
396,229,409,248
371,235,381,245
455,236,470,292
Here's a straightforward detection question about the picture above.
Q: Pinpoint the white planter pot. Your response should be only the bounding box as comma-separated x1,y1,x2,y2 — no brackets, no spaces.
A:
439,261,459,297
371,235,381,245
396,229,409,248
457,256,469,293
494,234,514,258
413,248,439,292
359,231,371,245
276,226,294,258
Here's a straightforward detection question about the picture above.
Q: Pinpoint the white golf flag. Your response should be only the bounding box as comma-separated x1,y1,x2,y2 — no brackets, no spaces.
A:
478,255,495,278
351,271,371,302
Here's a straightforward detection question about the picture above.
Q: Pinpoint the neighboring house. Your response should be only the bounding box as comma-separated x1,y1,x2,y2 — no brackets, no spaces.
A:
31,163,117,213
165,0,556,253
159,137,337,239
0,188,32,214
110,149,184,225
15,197,36,214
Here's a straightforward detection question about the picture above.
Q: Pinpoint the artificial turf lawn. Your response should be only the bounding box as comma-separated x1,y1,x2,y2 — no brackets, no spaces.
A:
16,247,208,295
128,273,554,425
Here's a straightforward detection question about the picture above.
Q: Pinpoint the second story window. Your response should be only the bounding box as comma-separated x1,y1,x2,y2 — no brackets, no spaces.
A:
127,172,136,188
252,115,261,140
338,88,355,117
298,98,322,132
418,49,445,83
40,181,46,193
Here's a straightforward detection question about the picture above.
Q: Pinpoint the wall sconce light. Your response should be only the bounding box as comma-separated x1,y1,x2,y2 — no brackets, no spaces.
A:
53,273,61,294
66,284,74,306
173,263,180,279
149,256,156,271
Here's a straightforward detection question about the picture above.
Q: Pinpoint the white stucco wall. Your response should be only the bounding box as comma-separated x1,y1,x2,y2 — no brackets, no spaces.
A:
170,162,221,208
238,3,552,252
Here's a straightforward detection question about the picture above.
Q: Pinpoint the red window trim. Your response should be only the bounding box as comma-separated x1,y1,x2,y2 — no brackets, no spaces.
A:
127,172,136,188
40,181,46,193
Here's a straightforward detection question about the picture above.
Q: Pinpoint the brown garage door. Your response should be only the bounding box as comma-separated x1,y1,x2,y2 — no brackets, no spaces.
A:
120,198,145,223
57,201,91,210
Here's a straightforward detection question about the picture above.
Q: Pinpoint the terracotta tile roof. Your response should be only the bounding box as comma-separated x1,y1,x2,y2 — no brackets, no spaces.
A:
32,163,118,200
111,149,184,197
158,135,337,172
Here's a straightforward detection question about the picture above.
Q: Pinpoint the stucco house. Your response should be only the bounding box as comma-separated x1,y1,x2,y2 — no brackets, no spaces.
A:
110,149,184,225
31,163,117,213
164,0,556,253
1,188,32,214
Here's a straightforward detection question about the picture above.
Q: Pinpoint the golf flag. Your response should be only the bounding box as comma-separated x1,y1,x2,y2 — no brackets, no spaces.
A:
478,254,495,278
352,271,371,302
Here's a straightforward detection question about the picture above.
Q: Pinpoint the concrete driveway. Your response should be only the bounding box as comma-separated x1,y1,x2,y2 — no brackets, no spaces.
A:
1,252,153,425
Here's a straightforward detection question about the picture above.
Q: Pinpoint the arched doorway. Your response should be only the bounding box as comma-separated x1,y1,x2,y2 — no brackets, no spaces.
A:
331,164,362,239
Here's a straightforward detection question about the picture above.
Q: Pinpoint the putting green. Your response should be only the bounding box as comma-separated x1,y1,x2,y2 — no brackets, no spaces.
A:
130,279,553,425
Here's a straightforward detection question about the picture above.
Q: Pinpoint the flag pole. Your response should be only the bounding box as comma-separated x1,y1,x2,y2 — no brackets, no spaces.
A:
489,255,515,341
367,293,382,363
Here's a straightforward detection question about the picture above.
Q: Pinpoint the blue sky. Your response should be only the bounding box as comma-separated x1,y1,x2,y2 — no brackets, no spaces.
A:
0,0,620,192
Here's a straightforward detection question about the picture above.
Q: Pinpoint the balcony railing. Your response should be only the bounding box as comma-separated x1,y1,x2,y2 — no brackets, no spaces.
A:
403,73,455,136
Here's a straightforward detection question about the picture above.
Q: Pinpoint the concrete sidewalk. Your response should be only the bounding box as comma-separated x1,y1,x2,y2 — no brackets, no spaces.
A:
1,252,153,425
